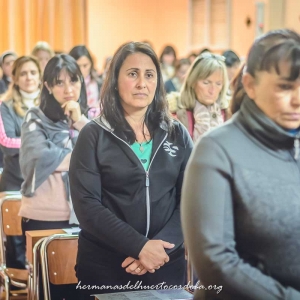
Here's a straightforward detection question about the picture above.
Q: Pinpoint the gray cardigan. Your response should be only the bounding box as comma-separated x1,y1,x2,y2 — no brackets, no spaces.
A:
181,96,300,300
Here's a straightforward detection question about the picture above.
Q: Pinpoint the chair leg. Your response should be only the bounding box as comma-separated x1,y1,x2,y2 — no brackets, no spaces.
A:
27,270,32,300
3,274,10,300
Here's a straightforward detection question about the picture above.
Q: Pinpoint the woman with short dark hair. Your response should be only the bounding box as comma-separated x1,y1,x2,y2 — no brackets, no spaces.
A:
0,51,17,94
19,54,89,232
69,42,193,299
182,29,300,299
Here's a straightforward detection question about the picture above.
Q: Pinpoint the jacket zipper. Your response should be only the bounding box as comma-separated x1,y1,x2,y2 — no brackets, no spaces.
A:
97,123,168,237
144,134,168,236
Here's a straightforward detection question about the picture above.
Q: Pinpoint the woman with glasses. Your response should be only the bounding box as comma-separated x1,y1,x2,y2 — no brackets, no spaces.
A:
182,29,300,299
167,53,229,142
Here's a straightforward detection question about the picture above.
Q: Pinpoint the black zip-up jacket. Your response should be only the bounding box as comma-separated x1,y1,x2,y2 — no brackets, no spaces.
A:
69,117,193,259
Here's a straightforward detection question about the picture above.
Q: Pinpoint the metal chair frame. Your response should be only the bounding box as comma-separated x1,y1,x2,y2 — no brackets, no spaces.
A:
0,192,27,300
40,234,78,300
27,237,46,300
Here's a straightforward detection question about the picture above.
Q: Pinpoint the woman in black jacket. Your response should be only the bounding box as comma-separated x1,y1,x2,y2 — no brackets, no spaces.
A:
69,42,193,299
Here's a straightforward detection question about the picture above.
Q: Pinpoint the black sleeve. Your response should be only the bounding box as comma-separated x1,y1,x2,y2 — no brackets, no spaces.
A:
69,123,149,259
152,124,193,254
0,103,20,156
181,136,300,299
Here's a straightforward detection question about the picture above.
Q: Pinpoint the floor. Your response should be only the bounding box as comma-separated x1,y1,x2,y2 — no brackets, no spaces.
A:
0,290,27,300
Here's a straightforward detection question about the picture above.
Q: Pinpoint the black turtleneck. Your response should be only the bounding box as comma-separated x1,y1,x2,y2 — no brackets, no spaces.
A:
182,96,300,299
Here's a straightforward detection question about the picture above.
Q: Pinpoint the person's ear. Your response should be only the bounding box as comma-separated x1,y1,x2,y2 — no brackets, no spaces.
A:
242,73,256,100
44,82,52,94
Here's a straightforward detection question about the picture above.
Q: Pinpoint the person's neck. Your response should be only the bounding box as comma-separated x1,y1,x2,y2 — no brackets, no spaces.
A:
124,108,150,142
125,110,145,130
19,89,40,100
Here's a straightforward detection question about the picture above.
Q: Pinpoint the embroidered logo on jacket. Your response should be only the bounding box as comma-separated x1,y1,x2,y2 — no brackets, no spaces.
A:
163,141,179,157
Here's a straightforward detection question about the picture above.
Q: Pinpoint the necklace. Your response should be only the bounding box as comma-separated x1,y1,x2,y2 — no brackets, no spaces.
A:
136,140,145,153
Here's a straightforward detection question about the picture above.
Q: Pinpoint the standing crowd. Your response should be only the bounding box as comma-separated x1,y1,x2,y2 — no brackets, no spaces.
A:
0,29,299,300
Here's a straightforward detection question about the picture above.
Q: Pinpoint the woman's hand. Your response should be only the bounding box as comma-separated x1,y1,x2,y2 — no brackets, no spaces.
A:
121,257,147,276
138,240,174,273
61,101,81,123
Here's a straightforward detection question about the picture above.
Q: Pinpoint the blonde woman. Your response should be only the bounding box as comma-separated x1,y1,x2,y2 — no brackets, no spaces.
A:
168,53,229,142
0,56,41,269
31,41,55,72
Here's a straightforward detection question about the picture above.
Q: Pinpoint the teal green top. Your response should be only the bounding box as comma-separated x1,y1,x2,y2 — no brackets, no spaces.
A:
130,140,153,171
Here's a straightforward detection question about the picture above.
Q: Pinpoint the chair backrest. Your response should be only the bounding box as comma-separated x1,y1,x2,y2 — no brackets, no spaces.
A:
0,192,22,266
2,199,22,236
40,234,78,300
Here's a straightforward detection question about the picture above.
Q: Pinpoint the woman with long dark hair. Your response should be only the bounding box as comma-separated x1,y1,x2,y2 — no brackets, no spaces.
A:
159,45,177,82
69,45,102,116
69,42,193,299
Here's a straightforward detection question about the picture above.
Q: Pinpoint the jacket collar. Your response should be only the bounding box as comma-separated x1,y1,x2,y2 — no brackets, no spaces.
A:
93,115,170,132
92,115,169,164
235,96,299,159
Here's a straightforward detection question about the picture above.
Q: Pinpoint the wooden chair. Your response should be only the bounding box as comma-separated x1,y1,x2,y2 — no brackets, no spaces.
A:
39,234,78,300
0,192,28,300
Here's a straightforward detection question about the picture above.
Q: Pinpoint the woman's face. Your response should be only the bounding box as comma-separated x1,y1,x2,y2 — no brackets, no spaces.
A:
243,61,300,130
227,62,240,82
117,52,157,113
76,56,92,79
15,61,40,93
36,50,51,72
2,54,16,77
46,69,82,106
176,64,190,83
194,69,224,106
162,53,175,66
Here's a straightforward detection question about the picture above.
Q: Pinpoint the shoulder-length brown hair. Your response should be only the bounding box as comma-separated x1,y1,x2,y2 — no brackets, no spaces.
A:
1,56,42,117
100,42,174,144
